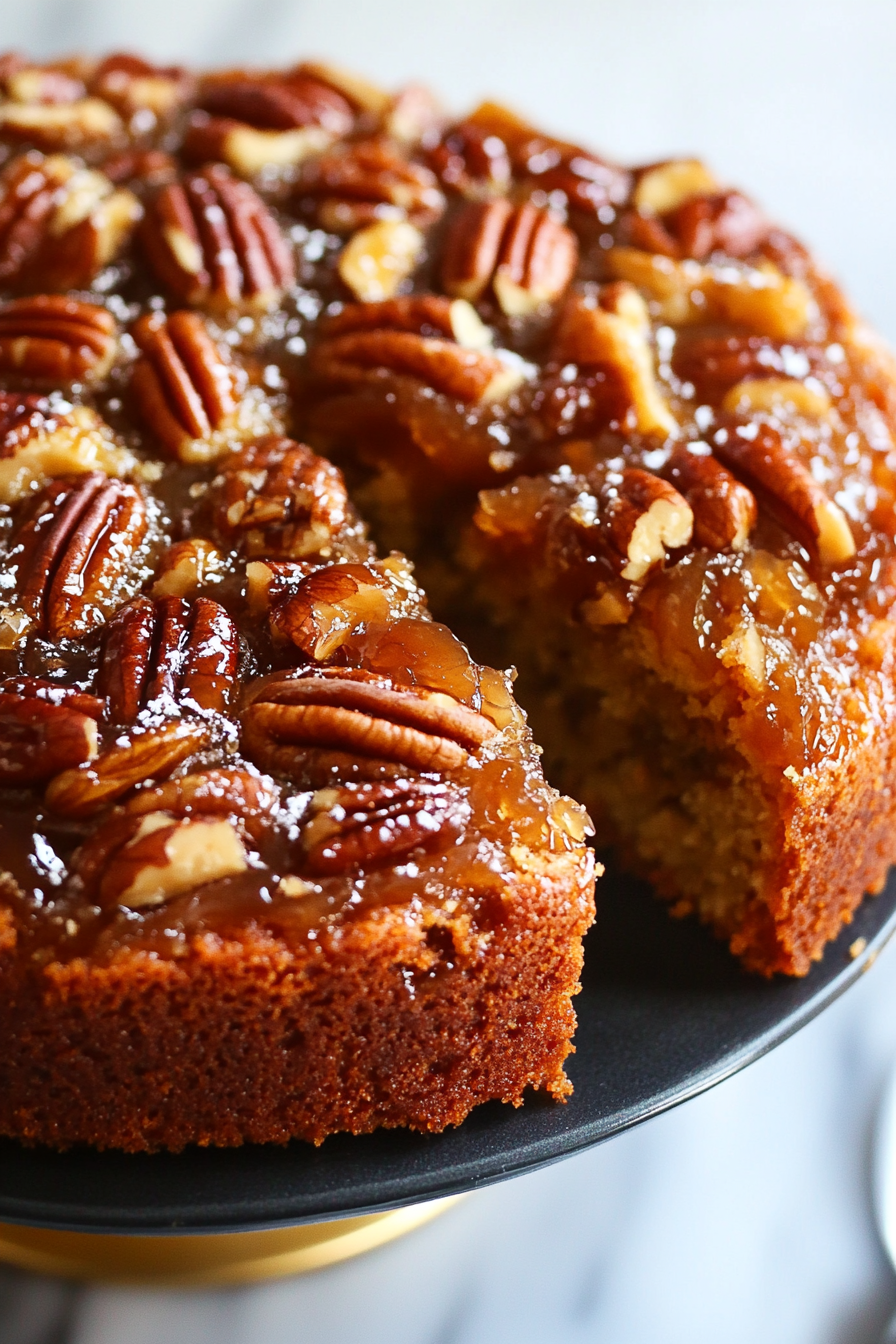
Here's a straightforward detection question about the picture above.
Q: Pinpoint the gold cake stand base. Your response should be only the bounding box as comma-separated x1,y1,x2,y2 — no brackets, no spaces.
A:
0,1197,460,1287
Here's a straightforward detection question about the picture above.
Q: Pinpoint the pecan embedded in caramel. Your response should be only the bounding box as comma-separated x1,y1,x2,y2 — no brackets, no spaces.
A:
0,152,140,291
211,436,364,561
301,778,468,874
45,719,212,818
337,217,424,303
710,420,856,564
241,667,498,785
569,467,693,582
4,473,150,641
666,445,757,551
0,678,102,785
140,165,295,312
299,137,444,233
442,199,578,316
311,326,523,403
99,595,239,723
0,295,117,385
130,310,264,462
552,286,676,437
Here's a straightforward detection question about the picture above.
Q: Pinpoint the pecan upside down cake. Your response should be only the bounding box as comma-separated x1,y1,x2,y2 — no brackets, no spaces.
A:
0,54,889,1151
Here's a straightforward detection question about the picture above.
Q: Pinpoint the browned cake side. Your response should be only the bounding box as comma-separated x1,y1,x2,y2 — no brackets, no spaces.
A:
0,54,598,1152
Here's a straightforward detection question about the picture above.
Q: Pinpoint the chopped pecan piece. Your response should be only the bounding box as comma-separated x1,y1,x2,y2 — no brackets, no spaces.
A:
552,286,676,437
299,137,444,233
301,778,468,874
337,217,424,302
632,159,719,215
0,395,133,504
291,60,388,117
720,376,831,418
0,99,122,151
665,191,768,261
140,165,295,312
242,667,498,786
45,718,212,818
568,467,694,581
0,152,140,290
607,248,814,339
666,445,757,551
129,310,270,463
0,59,88,107
92,811,248,909
311,325,524,403
99,595,239,723
0,295,116,385
442,199,578,316
72,768,277,908
4,473,149,642
211,436,360,560
266,562,393,659
152,538,227,599
710,420,856,564
0,677,103,785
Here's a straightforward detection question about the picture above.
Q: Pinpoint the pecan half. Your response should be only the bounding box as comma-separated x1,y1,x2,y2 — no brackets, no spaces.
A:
211,436,362,560
710,420,856,564
99,595,239,723
666,445,757,551
241,667,498,785
45,718,212,818
322,294,492,348
427,119,513,198
311,326,524,403
671,333,820,403
463,101,631,212
0,152,140,290
0,93,122,152
552,286,676,437
0,678,103,785
442,199,578,316
140,165,295,312
299,137,444,233
5,473,149,641
184,71,352,177
90,52,193,118
129,310,261,462
568,467,694,581
1,59,88,107
0,295,116,384
0,395,133,504
337,217,424,303
301,778,468,875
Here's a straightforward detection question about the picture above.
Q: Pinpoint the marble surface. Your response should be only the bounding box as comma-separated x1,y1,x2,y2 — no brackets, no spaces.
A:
2,1,896,1339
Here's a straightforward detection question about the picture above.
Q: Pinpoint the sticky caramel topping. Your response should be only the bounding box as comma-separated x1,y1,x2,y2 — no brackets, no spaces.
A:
0,55,889,958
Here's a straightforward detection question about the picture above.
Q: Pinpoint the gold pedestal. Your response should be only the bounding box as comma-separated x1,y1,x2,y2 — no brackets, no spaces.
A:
0,1198,460,1287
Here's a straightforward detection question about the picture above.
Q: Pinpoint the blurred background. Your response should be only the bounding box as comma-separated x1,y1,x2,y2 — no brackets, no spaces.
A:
2,1,896,1340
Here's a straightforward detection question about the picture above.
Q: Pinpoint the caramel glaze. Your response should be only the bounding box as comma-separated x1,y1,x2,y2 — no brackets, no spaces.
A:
0,57,891,977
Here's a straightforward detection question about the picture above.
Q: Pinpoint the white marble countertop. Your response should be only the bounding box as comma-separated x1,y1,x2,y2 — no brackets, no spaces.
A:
2,2,896,1339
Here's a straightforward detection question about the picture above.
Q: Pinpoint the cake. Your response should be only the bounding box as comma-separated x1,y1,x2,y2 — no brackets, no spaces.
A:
0,54,595,1153
0,53,891,1157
